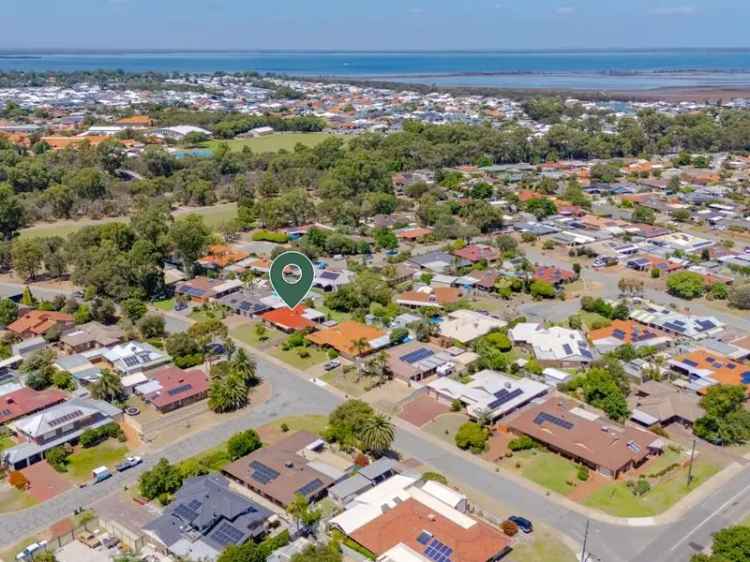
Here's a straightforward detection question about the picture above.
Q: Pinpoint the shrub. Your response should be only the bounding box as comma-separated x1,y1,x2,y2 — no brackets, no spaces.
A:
421,471,448,485
450,399,462,412
530,280,556,299
455,422,489,454
46,444,73,472
252,230,289,243
354,453,370,467
650,268,661,279
501,520,519,537
280,422,290,432
8,471,28,490
627,477,651,496
577,465,590,481
79,423,124,448
508,435,537,451
174,353,204,368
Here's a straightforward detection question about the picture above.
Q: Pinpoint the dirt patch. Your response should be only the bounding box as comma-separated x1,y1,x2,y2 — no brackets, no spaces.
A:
482,431,513,463
565,470,609,502
21,461,73,502
400,395,451,427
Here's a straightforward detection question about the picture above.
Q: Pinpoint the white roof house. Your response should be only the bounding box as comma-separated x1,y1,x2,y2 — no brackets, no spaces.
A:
509,323,595,364
154,125,213,140
428,370,548,420
438,310,507,344
100,342,171,375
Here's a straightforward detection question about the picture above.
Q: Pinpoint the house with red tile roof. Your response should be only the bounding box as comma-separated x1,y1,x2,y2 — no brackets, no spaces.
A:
260,306,318,333
0,387,67,425
396,287,461,309
588,320,672,353
533,265,576,286
397,227,433,242
7,310,74,339
452,244,499,264
306,321,387,359
197,244,250,271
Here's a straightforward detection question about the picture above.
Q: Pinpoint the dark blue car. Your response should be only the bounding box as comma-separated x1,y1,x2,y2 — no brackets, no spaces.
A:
508,516,533,533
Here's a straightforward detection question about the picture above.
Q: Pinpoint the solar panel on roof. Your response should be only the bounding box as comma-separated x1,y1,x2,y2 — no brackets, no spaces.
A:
487,388,524,410
400,348,434,364
249,461,279,484
173,503,198,522
210,522,245,546
188,499,202,511
417,532,432,545
562,343,573,355
168,383,193,397
0,409,11,417
682,359,698,367
297,479,324,496
48,409,83,427
742,372,750,385
533,412,574,430
612,329,626,341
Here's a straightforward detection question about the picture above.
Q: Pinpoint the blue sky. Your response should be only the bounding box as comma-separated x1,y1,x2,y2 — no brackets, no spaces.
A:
3,0,748,50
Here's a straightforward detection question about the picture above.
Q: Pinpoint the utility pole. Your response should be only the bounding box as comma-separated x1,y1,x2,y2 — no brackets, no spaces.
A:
581,519,590,562
687,438,697,486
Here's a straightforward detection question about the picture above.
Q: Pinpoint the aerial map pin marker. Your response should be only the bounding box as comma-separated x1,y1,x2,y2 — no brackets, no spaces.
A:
269,251,315,309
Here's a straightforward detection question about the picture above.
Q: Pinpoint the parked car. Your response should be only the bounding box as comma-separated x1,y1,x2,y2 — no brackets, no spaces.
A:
175,302,188,311
593,256,618,268
116,456,143,472
508,515,533,533
323,359,341,371
16,541,47,560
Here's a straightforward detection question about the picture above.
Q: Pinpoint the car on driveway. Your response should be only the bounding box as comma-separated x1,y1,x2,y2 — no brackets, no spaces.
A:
323,359,341,371
508,515,533,533
116,456,143,472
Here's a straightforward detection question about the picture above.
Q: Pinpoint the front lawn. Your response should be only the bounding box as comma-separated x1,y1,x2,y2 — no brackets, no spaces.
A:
314,302,353,323
583,461,720,517
66,441,129,482
424,414,469,446
321,368,371,397
517,450,579,495
510,529,578,562
153,298,176,311
0,487,38,513
269,346,329,370
231,322,285,348
0,435,14,453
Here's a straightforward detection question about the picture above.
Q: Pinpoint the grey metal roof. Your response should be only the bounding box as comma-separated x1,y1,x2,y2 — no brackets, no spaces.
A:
357,457,398,481
329,473,371,501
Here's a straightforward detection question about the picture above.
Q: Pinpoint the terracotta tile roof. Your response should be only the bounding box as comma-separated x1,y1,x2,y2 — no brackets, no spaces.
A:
0,387,67,424
306,321,385,356
350,498,510,562
397,287,461,308
147,366,209,410
8,310,74,336
116,115,153,126
398,228,433,240
452,244,499,263
533,265,575,285
260,306,316,332
198,244,250,269
672,350,750,388
41,136,113,150
589,320,668,346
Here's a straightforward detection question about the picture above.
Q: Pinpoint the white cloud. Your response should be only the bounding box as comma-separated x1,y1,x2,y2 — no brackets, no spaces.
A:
555,6,575,15
649,5,697,16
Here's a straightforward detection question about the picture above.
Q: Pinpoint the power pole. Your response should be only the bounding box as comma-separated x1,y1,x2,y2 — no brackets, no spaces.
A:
581,519,590,562
687,438,697,486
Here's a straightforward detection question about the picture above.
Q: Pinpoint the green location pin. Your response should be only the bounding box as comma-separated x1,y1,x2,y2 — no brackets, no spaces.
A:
269,251,315,309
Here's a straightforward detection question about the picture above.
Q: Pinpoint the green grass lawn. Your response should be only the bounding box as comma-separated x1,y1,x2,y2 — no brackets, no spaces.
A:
153,297,176,311
189,308,226,322
0,436,14,453
66,441,129,482
269,346,329,370
0,487,38,513
424,414,469,446
315,302,354,323
321,368,371,397
518,450,579,495
583,461,720,517
510,530,578,562
741,513,750,527
567,311,612,330
231,322,285,348
204,133,334,154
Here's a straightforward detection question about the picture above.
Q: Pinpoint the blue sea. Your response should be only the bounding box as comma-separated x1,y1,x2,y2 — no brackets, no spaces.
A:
2,49,750,90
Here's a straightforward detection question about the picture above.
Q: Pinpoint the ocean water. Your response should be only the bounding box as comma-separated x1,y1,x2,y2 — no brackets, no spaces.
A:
2,50,750,90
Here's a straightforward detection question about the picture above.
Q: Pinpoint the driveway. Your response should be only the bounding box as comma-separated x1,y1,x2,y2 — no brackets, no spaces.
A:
20,462,72,503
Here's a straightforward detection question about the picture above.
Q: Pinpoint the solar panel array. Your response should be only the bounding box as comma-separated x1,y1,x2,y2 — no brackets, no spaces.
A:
296,478,324,496
424,538,453,562
400,348,434,364
168,383,193,397
173,503,199,522
533,412,574,430
562,343,573,355
487,387,523,410
612,329,626,341
249,461,279,484
416,531,432,545
48,409,84,428
180,286,207,297
0,408,11,417
210,522,245,546
742,372,750,385
626,440,641,453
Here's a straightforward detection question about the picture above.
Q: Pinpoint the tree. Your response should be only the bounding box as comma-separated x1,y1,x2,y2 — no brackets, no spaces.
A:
139,314,166,338
373,228,398,250
455,422,489,454
692,526,750,562
389,327,409,345
631,205,656,225
11,238,44,280
0,298,18,327
287,493,322,530
169,214,211,275
325,399,375,449
208,370,248,413
530,280,556,299
360,415,395,455
563,367,630,421
291,543,341,562
0,183,25,240
694,385,750,445
231,348,258,386
122,298,148,321
90,369,126,403
139,458,183,500
21,348,56,390
227,429,263,460
525,197,557,219
414,319,438,342
666,271,705,299
728,284,750,310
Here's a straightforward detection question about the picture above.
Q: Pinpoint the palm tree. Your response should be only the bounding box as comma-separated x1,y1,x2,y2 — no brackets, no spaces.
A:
352,337,369,380
231,348,258,386
208,372,248,413
91,369,125,403
360,415,395,456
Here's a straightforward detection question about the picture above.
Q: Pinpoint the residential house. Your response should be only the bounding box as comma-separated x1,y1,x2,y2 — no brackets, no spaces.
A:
385,342,455,382
428,370,548,422
407,251,470,273
452,244,499,265
11,336,47,358
628,381,703,429
533,265,576,286
437,310,507,345
259,306,323,333
313,269,355,292
505,398,662,479
588,320,672,353
100,342,171,375
59,322,126,354
328,458,400,506
7,310,74,339
630,301,724,340
222,431,344,507
396,287,461,309
0,387,67,426
197,245,250,272
216,289,273,318
509,323,596,367
2,397,122,470
137,366,209,414
176,277,244,304
306,321,388,359
668,350,750,393
143,474,272,561
54,354,103,384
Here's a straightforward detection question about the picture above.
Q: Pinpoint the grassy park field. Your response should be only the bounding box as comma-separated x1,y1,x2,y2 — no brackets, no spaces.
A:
204,132,335,154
